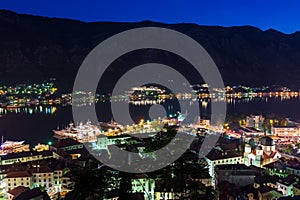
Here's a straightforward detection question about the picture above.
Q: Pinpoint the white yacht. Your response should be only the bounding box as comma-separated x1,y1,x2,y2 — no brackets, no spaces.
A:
53,121,102,143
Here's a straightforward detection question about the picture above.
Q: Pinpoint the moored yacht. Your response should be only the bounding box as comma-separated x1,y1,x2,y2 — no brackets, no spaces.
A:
53,121,102,143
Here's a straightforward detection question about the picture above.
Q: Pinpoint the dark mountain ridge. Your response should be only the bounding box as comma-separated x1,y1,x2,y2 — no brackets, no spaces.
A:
1,9,300,91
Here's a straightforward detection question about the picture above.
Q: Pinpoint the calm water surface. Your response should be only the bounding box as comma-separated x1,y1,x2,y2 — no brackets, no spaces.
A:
0,97,300,145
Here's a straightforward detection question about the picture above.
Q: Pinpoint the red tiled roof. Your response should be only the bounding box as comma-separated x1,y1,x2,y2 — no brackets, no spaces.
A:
29,166,53,174
5,171,31,178
8,186,28,196
263,151,278,159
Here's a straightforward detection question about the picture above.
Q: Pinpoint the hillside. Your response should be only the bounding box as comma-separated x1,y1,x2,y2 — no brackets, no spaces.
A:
1,10,300,91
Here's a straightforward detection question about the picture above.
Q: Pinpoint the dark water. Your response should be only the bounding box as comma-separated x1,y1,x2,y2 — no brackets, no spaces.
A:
0,97,300,145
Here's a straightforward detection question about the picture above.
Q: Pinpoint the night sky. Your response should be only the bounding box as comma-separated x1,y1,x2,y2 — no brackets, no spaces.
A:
0,0,299,34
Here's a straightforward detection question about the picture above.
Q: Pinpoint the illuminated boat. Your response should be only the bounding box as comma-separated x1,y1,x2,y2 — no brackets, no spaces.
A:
99,119,124,130
0,140,30,155
53,121,102,143
1,140,25,149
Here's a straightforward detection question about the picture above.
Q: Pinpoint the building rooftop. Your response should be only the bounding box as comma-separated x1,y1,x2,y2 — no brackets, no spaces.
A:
250,165,266,173
278,174,298,186
239,127,262,133
264,161,286,170
1,150,53,160
4,163,27,173
29,166,53,174
260,136,273,146
215,164,250,170
215,164,259,176
8,186,29,197
52,138,82,149
273,125,298,128
254,174,279,184
255,146,263,150
287,164,300,170
257,185,276,194
205,149,242,161
218,143,239,151
14,188,50,200
5,171,31,178
1,158,65,175
263,151,279,159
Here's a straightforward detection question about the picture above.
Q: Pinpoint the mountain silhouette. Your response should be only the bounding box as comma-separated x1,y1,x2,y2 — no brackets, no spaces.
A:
1,9,300,91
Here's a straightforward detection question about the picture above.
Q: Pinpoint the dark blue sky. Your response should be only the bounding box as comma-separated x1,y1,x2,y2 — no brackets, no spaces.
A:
0,0,299,33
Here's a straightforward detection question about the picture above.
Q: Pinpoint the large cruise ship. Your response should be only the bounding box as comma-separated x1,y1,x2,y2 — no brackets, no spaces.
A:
53,113,188,143
99,119,124,130
0,140,30,155
53,121,102,143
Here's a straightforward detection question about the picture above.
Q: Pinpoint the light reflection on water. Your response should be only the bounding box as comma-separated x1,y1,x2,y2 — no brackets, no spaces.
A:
0,96,300,144
0,106,57,115
0,95,299,116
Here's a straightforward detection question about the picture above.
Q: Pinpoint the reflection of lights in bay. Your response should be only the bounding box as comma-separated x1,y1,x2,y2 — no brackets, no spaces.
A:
0,106,57,115
202,101,208,109
126,91,300,106
129,99,165,105
77,90,300,106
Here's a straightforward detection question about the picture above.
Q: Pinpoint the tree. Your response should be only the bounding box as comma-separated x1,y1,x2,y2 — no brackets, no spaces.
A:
285,144,294,154
185,180,206,199
205,186,216,200
249,139,256,150
68,165,114,200
118,172,134,200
